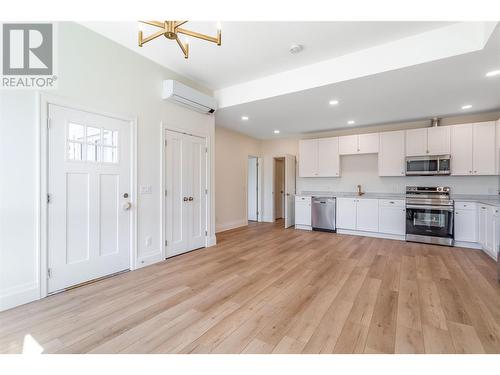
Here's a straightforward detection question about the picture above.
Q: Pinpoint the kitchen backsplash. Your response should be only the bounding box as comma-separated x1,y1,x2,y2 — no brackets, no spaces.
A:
297,154,499,195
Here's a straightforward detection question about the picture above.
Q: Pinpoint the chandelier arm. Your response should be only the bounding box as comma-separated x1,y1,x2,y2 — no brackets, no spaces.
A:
176,27,219,44
174,21,188,28
139,21,165,28
140,29,167,45
175,36,189,59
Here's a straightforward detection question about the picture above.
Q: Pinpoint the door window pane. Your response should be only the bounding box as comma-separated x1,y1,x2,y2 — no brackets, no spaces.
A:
103,129,118,146
67,142,83,161
87,126,101,145
102,146,118,163
68,123,84,141
87,144,100,162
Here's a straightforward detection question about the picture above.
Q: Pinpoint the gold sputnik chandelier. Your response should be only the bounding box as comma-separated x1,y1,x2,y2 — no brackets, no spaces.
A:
138,21,221,59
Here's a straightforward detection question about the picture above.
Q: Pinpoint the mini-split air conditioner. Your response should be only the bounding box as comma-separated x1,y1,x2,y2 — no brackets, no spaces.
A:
162,80,217,114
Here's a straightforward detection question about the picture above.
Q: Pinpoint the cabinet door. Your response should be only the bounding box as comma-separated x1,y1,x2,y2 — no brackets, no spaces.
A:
379,130,405,176
478,205,488,248
492,210,499,261
336,198,357,230
406,128,428,156
379,206,405,235
298,139,318,177
358,133,379,154
473,122,496,175
317,137,340,177
450,123,473,176
339,135,358,155
454,209,477,242
356,199,379,232
427,126,451,155
295,201,311,226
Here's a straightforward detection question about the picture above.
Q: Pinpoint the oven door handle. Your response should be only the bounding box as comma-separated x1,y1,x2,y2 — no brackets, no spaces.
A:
406,204,454,211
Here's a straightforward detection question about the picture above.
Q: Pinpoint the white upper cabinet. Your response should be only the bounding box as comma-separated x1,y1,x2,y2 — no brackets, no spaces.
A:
405,126,450,156
298,139,318,177
299,138,340,178
339,133,379,155
338,135,358,155
451,122,496,176
317,137,340,177
405,128,427,156
378,130,405,176
472,121,496,175
427,126,450,155
451,124,473,175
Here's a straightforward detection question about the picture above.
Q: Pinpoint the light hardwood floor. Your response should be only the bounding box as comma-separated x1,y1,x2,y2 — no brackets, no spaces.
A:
1,220,500,354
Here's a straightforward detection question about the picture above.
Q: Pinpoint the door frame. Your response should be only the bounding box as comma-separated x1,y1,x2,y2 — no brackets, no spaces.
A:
160,122,211,259
246,155,262,223
38,93,138,299
270,154,296,225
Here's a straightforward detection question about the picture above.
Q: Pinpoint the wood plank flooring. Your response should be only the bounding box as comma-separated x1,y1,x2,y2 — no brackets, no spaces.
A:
1,220,500,354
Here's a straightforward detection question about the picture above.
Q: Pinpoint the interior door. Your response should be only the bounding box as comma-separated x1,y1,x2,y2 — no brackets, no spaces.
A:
48,104,131,293
165,131,207,257
284,154,296,228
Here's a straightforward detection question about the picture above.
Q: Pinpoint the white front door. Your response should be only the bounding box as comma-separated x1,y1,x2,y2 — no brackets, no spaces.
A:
165,130,207,257
284,154,296,228
48,104,131,293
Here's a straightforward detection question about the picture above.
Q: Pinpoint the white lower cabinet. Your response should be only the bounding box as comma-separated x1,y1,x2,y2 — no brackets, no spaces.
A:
378,200,406,235
477,203,499,260
294,196,312,229
336,197,379,233
454,202,477,243
356,199,379,232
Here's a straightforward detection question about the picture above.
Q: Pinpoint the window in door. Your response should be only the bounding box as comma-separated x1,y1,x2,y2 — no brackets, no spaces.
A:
66,122,118,164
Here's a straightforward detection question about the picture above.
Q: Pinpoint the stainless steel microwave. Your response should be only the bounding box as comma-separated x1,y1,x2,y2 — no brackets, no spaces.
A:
405,155,451,176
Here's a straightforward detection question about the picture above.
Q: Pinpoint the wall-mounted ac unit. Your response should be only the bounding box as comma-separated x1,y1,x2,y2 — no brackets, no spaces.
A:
162,80,217,114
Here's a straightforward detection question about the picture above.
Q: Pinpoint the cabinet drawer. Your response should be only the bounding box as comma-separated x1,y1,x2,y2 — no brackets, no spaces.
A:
379,199,405,208
295,196,311,203
454,201,477,210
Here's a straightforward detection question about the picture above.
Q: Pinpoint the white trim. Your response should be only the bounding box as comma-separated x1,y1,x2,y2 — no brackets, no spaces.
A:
336,229,406,241
295,225,312,231
38,93,138,301
0,283,40,312
454,241,482,250
160,121,215,260
216,219,249,233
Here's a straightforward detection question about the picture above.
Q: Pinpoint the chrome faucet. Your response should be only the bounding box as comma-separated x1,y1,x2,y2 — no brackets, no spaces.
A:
357,184,364,196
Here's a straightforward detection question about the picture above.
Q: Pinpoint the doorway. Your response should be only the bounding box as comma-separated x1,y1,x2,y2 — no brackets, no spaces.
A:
247,156,259,222
47,104,133,293
164,130,208,258
272,154,296,228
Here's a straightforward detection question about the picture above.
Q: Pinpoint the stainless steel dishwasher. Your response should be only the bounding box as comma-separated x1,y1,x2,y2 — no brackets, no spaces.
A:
312,197,336,232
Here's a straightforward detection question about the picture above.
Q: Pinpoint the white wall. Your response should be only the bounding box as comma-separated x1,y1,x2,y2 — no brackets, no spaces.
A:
0,22,216,311
214,126,261,232
247,157,258,221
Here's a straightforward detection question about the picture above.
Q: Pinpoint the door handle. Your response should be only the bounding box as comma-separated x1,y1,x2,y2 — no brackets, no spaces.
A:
188,197,194,201
183,197,188,202
122,202,132,211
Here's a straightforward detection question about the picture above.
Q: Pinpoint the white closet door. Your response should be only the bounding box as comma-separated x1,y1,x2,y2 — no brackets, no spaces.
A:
188,136,207,251
48,104,131,293
165,131,207,257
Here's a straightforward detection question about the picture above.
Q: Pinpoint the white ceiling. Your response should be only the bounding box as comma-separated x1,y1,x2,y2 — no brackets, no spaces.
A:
216,25,500,139
82,21,454,90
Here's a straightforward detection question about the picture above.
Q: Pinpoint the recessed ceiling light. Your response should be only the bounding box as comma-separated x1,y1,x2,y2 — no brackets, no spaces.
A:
461,105,472,110
329,100,339,106
347,120,355,125
289,44,303,54
241,116,249,121
273,130,280,134
486,70,500,77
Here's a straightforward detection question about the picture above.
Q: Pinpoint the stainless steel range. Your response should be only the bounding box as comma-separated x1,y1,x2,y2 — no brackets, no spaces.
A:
405,186,454,246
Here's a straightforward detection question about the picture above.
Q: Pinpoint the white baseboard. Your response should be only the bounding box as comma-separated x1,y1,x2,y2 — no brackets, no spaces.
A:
207,235,217,247
0,282,40,312
136,251,163,269
295,224,312,231
216,219,248,233
454,241,482,250
336,229,405,241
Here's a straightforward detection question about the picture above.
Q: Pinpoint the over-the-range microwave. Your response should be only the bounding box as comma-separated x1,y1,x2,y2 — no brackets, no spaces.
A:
405,155,451,176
